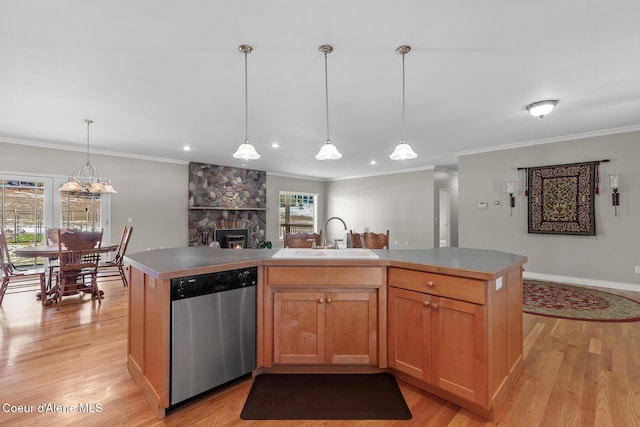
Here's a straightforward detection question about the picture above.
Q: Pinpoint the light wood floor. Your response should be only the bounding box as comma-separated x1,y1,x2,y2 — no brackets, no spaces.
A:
1,278,639,427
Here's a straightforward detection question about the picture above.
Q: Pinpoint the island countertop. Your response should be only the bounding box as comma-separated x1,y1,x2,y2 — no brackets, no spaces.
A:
125,246,526,280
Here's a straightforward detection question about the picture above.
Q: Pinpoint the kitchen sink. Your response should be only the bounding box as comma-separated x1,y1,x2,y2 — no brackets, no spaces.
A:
271,248,379,259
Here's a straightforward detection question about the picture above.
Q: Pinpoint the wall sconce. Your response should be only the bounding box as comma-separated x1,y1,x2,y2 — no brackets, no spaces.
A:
609,174,620,216
506,181,516,216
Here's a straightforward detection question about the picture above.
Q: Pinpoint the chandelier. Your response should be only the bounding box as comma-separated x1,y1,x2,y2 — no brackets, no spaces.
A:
59,119,117,194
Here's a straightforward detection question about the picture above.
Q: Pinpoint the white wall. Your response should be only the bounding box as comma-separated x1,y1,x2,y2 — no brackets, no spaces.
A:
326,169,435,249
0,141,188,254
459,131,640,286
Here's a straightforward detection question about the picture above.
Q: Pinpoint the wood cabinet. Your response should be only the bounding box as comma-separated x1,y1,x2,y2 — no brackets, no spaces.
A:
388,266,522,418
264,266,385,368
273,290,377,364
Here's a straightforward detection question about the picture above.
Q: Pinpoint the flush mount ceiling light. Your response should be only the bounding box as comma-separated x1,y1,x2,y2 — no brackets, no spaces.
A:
59,119,116,194
526,99,558,118
233,44,261,160
316,44,342,160
390,45,418,160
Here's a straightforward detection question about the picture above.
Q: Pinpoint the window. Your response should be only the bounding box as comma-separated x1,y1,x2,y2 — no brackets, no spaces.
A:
1,173,111,268
279,192,318,240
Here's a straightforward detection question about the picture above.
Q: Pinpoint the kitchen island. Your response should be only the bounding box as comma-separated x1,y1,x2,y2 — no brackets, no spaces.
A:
125,247,526,420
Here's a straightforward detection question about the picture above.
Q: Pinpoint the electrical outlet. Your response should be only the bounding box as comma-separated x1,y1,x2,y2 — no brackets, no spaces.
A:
635,266,640,274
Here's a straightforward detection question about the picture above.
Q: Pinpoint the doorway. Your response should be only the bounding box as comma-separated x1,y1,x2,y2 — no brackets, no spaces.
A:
438,189,451,247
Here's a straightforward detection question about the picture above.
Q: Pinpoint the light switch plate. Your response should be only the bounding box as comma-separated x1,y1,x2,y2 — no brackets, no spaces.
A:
496,277,503,290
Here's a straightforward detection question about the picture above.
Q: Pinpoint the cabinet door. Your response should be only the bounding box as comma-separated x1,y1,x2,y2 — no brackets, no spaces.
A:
431,296,487,405
325,291,378,365
388,287,431,382
273,291,326,364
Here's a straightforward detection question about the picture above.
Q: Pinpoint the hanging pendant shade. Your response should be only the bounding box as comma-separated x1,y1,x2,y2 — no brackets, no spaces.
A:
390,140,418,160
233,44,261,160
316,140,342,160
233,139,261,160
390,45,418,160
316,44,342,160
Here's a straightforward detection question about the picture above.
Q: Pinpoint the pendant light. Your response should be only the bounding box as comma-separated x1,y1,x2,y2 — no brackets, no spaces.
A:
60,119,117,194
389,45,418,160
233,44,261,160
316,44,342,160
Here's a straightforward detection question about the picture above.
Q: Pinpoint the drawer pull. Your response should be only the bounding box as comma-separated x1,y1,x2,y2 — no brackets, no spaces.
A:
432,303,439,310
326,297,332,304
426,281,434,287
423,301,430,307
318,298,324,304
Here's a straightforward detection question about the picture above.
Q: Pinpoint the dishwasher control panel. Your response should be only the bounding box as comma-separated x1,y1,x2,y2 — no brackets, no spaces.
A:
170,267,257,300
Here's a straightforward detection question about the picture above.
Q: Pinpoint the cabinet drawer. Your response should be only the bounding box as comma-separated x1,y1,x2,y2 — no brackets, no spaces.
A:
268,267,384,287
388,268,485,305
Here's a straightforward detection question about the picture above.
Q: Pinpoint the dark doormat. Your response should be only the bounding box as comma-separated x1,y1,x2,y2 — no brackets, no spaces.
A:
240,373,412,420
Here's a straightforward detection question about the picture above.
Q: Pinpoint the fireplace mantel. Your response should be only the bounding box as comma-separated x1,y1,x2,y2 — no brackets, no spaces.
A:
189,207,267,211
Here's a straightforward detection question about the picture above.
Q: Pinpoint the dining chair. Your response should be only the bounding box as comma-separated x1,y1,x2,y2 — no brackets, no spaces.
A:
54,229,103,309
350,230,389,249
96,225,133,287
0,229,47,306
283,231,323,248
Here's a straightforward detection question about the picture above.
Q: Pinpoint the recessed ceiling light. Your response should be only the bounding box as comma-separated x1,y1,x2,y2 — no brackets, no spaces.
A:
183,145,191,151
272,142,279,148
370,160,377,165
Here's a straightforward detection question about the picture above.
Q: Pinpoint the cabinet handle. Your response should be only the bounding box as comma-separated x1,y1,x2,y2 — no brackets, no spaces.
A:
432,303,439,310
318,298,324,304
423,301,430,307
326,297,332,304
426,281,434,287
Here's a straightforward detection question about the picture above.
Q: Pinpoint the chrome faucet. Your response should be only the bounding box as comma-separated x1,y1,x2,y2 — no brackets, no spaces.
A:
323,216,348,248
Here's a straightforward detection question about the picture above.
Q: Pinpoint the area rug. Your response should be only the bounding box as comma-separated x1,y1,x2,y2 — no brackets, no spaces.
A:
240,373,412,420
523,280,640,322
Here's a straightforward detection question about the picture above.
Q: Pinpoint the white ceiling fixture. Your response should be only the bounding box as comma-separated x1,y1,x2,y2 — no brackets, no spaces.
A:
233,44,261,160
315,44,342,161
526,100,558,118
59,119,116,194
390,45,418,161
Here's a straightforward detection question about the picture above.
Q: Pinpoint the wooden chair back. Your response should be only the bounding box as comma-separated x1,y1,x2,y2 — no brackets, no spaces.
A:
284,231,323,248
112,225,133,264
0,229,14,276
0,229,46,306
57,229,103,271
350,230,389,249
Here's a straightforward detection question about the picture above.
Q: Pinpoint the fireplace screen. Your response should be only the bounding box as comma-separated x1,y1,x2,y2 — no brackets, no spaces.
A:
215,228,249,249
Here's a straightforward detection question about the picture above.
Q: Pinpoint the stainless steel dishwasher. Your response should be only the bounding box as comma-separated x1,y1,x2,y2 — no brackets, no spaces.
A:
170,267,257,407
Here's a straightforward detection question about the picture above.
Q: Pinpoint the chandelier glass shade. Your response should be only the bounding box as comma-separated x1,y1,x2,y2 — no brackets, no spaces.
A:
59,119,116,194
316,44,342,160
233,45,261,160
389,45,417,160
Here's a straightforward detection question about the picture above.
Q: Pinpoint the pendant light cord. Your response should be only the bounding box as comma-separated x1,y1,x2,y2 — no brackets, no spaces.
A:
85,119,93,165
401,51,406,143
244,50,249,143
324,49,330,142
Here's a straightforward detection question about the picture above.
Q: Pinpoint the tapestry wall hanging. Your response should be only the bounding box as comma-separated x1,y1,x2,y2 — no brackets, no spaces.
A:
528,161,597,235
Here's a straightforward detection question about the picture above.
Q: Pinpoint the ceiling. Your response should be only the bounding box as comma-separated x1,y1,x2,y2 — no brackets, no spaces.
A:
1,1,639,180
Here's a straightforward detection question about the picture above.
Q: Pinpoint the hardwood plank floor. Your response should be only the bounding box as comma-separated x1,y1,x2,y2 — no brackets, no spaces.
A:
1,278,639,426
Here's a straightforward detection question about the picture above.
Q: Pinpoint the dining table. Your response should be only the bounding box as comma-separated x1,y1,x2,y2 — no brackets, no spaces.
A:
14,244,119,305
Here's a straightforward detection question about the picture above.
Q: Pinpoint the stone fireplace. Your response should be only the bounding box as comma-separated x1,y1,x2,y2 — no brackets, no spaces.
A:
188,162,266,248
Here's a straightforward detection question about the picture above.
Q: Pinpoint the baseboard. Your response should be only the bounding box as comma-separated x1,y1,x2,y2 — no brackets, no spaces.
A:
523,271,640,292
